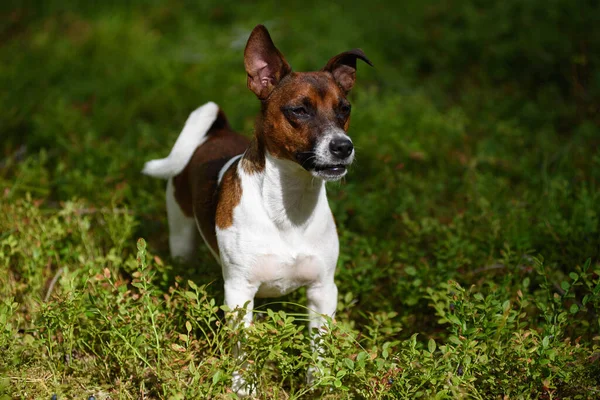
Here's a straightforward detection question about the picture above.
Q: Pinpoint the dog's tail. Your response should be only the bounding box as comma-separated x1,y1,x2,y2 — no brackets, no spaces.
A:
142,101,219,179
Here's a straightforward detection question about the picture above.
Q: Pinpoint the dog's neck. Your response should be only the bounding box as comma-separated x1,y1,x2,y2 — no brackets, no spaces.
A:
263,152,325,226
241,133,326,228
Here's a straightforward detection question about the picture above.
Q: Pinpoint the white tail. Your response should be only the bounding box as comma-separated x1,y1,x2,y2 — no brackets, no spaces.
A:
142,101,219,179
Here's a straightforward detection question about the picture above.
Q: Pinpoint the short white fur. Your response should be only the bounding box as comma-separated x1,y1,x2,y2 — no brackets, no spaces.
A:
142,102,219,179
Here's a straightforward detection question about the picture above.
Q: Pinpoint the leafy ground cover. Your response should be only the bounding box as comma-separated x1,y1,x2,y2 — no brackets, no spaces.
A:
1,0,599,398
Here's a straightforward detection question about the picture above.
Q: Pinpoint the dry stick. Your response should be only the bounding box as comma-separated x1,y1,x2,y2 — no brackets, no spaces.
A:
44,267,66,302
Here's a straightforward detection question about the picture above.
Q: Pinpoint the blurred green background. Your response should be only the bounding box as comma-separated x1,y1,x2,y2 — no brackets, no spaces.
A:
1,0,600,397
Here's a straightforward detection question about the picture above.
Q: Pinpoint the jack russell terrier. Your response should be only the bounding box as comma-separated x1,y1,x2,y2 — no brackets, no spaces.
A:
143,24,371,393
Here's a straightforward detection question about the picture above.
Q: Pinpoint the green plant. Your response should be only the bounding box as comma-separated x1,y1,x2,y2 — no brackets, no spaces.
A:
1,0,599,397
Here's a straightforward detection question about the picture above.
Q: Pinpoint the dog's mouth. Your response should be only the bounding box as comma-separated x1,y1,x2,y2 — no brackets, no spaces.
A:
312,163,348,181
296,151,349,181
314,164,347,174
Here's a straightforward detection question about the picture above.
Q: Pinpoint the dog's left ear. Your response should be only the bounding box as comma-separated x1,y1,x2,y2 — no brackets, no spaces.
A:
322,49,373,94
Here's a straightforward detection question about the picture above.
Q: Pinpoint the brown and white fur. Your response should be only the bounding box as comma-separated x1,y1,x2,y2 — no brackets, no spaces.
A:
143,25,371,394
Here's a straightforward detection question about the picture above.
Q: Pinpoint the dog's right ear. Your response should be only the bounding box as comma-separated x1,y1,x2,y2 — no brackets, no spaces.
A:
323,49,373,95
244,25,292,100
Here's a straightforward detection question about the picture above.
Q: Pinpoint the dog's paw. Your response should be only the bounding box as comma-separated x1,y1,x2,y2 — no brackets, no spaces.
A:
306,364,320,386
232,371,255,398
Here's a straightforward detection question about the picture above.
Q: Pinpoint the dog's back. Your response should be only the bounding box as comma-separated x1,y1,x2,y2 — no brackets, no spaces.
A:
176,110,248,257
143,102,248,262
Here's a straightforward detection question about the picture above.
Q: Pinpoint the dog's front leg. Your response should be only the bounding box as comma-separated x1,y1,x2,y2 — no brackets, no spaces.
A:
224,280,256,327
224,279,257,396
306,280,338,384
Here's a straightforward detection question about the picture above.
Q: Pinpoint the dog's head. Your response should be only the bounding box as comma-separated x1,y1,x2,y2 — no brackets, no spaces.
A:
244,25,372,181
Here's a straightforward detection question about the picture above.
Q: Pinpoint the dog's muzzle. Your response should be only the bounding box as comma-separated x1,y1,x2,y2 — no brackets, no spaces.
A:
296,135,354,181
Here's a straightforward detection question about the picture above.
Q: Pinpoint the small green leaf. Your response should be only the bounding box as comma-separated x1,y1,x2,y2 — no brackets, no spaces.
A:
569,272,578,281
463,354,472,366
569,304,579,314
212,370,222,385
428,338,436,354
448,314,462,326
344,291,354,304
184,291,196,300
134,334,145,347
542,336,550,348
449,335,462,345
356,351,368,363
171,343,186,352
560,281,570,291
343,358,354,370
583,258,591,272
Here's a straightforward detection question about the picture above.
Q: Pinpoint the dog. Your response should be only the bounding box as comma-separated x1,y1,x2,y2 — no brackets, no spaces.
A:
143,24,371,394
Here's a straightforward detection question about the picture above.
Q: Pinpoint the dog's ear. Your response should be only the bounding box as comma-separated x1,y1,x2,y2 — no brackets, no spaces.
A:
322,49,373,94
244,25,292,100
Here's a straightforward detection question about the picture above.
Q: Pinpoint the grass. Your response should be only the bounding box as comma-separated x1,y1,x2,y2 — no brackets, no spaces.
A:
1,0,600,398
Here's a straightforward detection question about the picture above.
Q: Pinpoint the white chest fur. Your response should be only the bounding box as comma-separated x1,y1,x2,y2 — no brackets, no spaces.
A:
216,153,339,299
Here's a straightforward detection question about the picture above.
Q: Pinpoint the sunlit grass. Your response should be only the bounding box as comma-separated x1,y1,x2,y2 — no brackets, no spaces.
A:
1,0,599,398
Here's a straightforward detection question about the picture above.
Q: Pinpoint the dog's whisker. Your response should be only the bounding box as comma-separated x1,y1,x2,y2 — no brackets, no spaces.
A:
300,155,317,169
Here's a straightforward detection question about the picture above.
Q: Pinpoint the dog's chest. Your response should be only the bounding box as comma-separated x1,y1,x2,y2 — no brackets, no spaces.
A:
219,211,338,297
251,253,323,298
216,164,339,298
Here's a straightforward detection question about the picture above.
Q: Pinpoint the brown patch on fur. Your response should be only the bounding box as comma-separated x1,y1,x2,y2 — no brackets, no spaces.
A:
173,109,249,255
173,162,194,217
241,129,266,174
215,159,242,229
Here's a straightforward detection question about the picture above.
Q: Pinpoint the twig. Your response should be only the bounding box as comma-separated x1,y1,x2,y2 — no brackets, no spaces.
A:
45,267,66,302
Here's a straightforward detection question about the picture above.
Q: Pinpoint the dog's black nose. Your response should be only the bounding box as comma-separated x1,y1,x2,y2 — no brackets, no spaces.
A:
329,137,354,159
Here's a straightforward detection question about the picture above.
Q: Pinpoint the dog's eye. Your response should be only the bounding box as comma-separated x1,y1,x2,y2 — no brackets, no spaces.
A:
336,103,351,123
291,106,309,117
283,105,311,122
340,103,351,115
